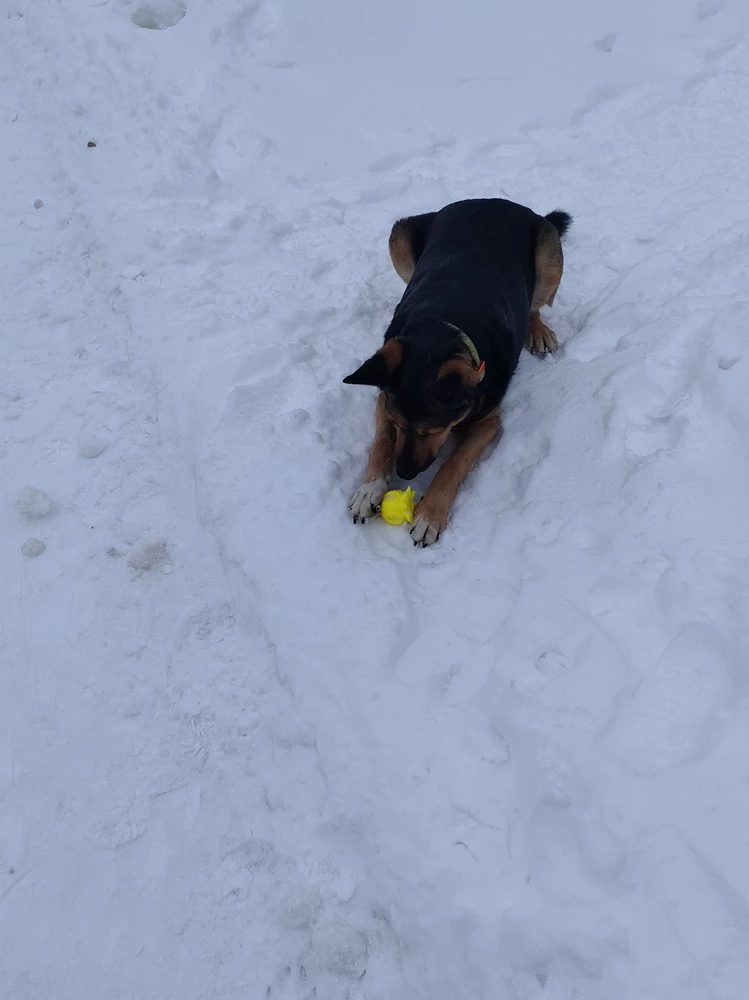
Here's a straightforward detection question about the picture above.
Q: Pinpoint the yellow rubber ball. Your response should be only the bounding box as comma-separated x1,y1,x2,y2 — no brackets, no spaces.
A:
380,487,416,525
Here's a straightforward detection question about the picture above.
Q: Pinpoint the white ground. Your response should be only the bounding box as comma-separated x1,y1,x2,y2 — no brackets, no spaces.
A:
3,0,749,997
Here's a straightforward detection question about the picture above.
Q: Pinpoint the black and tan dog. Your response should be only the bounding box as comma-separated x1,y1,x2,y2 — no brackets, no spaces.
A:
344,197,571,546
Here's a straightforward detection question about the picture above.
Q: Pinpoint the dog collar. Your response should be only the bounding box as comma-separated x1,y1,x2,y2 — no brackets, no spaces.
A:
444,322,485,381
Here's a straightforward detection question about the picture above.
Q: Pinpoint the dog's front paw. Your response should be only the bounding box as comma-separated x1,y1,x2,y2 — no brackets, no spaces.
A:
410,500,449,547
348,478,389,524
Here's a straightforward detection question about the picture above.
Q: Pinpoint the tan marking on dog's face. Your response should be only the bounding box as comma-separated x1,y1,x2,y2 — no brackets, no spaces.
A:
396,423,452,470
386,410,464,477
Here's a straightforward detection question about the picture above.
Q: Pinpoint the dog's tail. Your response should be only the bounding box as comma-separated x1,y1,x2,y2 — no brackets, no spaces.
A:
545,210,572,240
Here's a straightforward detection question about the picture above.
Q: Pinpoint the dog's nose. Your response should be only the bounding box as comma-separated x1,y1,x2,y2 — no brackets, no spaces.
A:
396,464,419,481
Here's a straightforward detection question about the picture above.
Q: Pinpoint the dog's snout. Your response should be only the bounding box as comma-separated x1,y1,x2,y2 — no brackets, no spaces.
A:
397,453,433,480
395,424,441,481
396,464,420,481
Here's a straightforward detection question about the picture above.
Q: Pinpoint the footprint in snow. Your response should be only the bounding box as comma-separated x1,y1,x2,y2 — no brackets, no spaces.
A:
695,0,721,18
126,0,186,30
592,32,617,53
126,539,173,576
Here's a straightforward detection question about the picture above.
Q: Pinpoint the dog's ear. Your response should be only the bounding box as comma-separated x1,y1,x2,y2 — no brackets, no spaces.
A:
437,356,485,388
343,339,403,387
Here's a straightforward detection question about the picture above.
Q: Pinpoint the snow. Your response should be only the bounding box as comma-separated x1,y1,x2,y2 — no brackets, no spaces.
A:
3,0,749,997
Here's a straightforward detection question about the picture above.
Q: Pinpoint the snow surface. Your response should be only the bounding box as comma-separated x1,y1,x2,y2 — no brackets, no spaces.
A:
3,0,749,997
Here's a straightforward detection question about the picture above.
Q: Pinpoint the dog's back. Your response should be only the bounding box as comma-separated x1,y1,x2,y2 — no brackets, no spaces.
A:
422,198,540,270
389,198,549,398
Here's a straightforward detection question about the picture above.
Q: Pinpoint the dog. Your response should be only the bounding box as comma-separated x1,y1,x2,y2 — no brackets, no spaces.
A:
343,198,571,546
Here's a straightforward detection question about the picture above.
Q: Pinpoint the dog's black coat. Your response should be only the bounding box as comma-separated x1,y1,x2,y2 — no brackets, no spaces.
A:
381,198,571,425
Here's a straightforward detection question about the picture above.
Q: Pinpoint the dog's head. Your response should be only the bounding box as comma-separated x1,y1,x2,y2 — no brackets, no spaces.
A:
343,321,484,479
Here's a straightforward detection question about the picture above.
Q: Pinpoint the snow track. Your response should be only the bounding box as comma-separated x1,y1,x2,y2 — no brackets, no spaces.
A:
3,1,749,997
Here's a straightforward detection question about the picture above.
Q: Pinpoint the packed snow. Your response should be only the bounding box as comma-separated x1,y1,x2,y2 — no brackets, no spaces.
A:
3,0,749,997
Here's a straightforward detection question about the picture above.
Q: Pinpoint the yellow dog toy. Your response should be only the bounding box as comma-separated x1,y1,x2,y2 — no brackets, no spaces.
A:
380,487,416,525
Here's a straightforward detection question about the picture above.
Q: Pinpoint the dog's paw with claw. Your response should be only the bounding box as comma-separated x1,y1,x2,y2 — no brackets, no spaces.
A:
527,320,558,356
410,501,449,547
348,478,389,524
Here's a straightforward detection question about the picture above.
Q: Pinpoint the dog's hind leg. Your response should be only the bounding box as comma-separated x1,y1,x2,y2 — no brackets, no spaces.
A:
388,212,435,283
527,220,563,355
527,312,559,355
348,393,395,523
